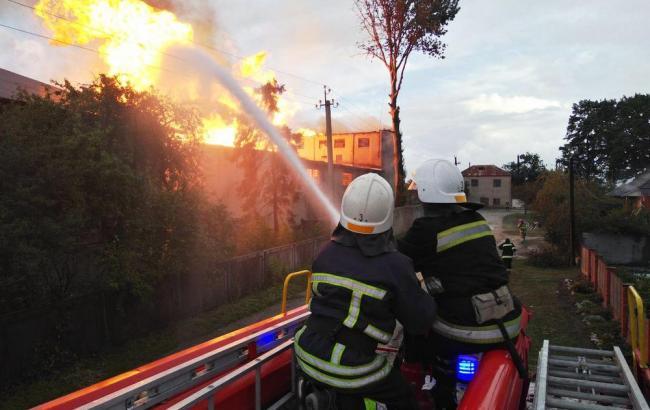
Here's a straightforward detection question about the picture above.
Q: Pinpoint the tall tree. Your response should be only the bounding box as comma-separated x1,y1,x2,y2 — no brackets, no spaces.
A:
560,95,650,182
355,0,460,201
503,152,547,185
234,80,302,237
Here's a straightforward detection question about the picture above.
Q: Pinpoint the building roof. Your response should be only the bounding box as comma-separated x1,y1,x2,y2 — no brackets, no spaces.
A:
462,164,511,177
0,68,56,101
608,171,650,197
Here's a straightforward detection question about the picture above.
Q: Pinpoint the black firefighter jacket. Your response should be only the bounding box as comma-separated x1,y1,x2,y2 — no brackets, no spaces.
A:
295,239,437,389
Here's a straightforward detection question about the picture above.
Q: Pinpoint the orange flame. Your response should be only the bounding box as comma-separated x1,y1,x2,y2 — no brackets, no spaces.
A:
35,0,193,90
33,0,312,148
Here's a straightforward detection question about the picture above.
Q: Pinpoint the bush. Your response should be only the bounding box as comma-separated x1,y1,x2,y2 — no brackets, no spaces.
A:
527,246,571,268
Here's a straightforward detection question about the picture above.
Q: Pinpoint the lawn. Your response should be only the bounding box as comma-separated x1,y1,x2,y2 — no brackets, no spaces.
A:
509,260,594,372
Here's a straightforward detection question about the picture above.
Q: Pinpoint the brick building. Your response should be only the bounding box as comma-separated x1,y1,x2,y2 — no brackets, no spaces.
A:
462,165,512,208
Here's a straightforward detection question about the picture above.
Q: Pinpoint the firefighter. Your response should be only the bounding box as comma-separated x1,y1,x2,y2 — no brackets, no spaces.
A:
398,159,523,409
498,238,517,269
294,173,437,410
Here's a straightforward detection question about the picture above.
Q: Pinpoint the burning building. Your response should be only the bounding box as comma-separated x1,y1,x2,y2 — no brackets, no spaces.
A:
201,129,397,223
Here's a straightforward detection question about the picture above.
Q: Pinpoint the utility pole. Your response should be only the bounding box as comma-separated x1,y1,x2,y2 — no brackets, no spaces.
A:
317,85,338,198
569,156,576,266
454,156,460,166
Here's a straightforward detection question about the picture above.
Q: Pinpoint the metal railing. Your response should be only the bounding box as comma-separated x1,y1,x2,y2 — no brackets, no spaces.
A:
280,270,312,315
82,311,309,410
168,339,295,410
628,286,648,370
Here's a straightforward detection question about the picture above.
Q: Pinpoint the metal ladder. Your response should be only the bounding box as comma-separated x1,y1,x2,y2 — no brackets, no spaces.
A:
534,340,650,410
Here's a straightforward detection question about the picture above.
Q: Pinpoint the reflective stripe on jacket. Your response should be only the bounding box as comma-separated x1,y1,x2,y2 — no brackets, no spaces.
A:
296,240,437,389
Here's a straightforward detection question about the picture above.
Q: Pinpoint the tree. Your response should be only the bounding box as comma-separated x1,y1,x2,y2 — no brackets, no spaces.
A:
233,80,302,238
560,94,650,183
355,0,460,201
0,75,235,318
503,152,546,185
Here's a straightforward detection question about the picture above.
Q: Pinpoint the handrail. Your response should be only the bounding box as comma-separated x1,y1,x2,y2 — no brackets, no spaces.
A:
281,270,312,315
627,286,648,370
168,339,295,410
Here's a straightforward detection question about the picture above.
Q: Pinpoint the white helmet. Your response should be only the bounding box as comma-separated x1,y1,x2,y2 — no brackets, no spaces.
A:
340,173,394,234
410,159,467,204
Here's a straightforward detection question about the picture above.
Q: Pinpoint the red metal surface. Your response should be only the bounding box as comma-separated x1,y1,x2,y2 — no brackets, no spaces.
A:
157,350,292,410
458,308,531,410
33,306,309,410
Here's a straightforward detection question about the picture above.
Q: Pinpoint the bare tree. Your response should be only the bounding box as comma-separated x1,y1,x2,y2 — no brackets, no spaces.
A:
355,0,460,201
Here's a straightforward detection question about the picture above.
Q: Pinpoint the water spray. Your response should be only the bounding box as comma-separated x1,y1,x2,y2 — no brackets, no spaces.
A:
174,46,340,225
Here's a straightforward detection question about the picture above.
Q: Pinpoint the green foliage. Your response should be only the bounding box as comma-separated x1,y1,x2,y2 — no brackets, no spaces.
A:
527,246,571,268
0,75,236,346
560,94,650,182
532,171,619,251
503,152,547,185
233,80,307,238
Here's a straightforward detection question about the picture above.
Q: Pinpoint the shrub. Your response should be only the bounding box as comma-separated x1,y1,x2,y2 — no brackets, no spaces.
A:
527,246,571,268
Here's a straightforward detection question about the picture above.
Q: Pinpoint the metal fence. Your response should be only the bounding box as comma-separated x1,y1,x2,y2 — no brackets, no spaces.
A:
580,245,650,397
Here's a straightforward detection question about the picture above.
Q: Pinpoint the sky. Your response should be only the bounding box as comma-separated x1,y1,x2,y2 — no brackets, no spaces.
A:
1,0,650,175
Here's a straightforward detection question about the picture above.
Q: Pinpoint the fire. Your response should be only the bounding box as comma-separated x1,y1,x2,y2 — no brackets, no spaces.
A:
33,0,309,148
202,115,238,147
35,0,193,90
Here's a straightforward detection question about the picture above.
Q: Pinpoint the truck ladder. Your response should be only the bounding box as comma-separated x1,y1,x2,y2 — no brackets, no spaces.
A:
533,340,649,410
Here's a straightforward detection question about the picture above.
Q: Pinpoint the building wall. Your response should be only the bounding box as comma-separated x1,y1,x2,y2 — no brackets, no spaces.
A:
464,176,512,207
201,144,387,224
297,131,383,170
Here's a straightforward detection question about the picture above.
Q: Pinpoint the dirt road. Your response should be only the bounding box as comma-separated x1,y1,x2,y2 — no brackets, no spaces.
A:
479,208,545,257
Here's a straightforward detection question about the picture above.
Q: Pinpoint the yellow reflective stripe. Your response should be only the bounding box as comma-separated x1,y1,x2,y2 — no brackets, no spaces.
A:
331,343,345,365
312,273,387,299
294,328,386,376
438,220,488,239
432,316,521,344
364,398,378,410
297,356,392,389
437,229,492,253
363,324,391,344
343,291,362,328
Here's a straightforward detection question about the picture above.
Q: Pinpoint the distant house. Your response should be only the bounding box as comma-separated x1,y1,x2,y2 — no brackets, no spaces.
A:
0,68,57,104
608,171,650,211
462,165,512,208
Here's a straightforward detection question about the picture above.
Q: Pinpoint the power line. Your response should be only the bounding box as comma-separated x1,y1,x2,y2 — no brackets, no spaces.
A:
2,3,382,131
5,0,326,90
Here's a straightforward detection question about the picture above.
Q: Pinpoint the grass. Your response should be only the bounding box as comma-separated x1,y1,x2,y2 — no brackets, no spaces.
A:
508,260,593,372
0,277,309,410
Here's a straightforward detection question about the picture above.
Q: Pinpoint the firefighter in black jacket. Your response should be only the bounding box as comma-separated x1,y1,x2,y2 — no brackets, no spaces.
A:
498,238,517,269
295,173,438,410
398,159,523,408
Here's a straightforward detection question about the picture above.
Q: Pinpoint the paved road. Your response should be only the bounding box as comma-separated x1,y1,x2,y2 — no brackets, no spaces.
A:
479,208,545,256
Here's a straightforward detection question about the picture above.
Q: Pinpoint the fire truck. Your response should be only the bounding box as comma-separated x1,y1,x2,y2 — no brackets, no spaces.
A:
34,271,649,410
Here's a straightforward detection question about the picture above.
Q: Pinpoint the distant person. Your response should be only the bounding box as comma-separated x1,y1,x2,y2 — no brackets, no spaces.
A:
294,173,437,410
498,238,517,269
398,159,524,408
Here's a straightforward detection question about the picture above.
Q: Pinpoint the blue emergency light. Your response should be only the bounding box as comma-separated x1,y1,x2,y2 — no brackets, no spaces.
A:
456,355,479,382
256,331,278,349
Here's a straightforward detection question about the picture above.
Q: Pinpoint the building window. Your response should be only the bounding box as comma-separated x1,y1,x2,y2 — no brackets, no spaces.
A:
471,179,479,187
336,154,343,162
308,169,320,183
493,198,501,206
334,139,345,148
358,137,370,148
318,140,326,148
464,181,469,190
342,172,353,186
480,197,489,205
493,179,501,187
